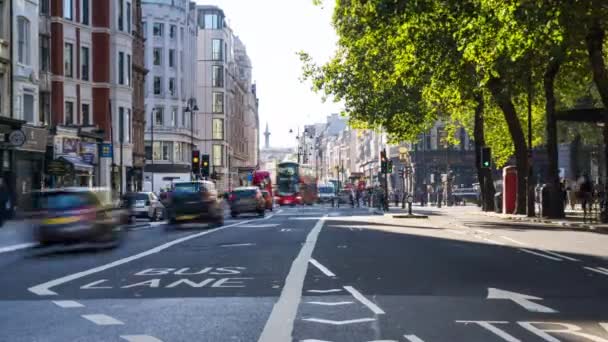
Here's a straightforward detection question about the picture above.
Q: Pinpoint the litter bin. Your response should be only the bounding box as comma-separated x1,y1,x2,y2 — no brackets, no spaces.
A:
494,192,502,213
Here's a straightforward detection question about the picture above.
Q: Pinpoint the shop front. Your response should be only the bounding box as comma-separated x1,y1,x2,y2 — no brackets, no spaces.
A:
48,127,98,188
14,126,49,207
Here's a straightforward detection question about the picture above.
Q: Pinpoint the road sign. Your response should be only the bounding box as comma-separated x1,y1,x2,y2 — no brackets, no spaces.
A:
406,195,414,204
100,143,113,158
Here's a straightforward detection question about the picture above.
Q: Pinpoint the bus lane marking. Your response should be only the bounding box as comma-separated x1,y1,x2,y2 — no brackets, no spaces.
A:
28,220,256,296
82,314,124,326
120,335,164,342
457,320,608,342
309,259,336,277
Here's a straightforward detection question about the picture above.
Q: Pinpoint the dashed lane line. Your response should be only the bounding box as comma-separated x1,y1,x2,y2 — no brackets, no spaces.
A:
306,301,354,306
307,289,342,294
28,218,258,296
82,314,124,325
52,300,84,308
0,242,38,254
301,317,376,325
343,286,385,315
519,248,563,261
309,258,336,277
120,335,164,342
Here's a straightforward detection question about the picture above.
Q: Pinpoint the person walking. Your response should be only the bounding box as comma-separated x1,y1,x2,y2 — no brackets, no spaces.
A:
0,178,8,228
393,190,400,207
580,175,593,222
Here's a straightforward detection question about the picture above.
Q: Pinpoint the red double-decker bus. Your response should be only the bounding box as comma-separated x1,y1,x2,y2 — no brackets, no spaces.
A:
276,162,316,206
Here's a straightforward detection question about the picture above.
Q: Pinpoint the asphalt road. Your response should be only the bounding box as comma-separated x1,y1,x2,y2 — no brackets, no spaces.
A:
0,205,607,342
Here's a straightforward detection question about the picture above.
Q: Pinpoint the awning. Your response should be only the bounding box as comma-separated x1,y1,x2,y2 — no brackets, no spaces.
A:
58,155,94,172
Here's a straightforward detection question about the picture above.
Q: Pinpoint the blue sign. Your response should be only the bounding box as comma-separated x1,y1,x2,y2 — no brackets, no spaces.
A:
100,143,113,158
247,173,253,182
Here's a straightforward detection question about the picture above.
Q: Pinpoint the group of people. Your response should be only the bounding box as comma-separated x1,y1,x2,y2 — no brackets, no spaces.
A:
562,175,603,216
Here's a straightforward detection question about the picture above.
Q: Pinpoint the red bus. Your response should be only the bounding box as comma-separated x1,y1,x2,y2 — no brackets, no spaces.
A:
252,170,272,196
276,162,316,206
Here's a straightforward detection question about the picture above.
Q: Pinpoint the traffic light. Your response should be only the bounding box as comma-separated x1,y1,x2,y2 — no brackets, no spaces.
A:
201,154,210,178
192,150,200,174
387,160,393,173
380,149,388,173
481,147,492,169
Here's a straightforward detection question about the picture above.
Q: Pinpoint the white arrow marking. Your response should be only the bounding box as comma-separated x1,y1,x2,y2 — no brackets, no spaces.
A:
309,259,336,277
487,288,558,313
307,289,342,293
301,317,376,325
306,301,353,306
120,335,164,342
403,335,425,342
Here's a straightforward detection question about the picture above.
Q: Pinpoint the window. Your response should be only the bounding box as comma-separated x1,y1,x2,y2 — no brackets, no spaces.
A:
212,144,223,166
212,65,224,87
212,92,224,113
168,78,176,96
118,107,125,142
212,119,224,140
40,35,50,72
170,25,176,38
82,103,91,126
169,49,175,68
153,48,162,66
171,108,177,127
162,142,173,161
143,22,147,38
64,43,74,77
126,54,131,86
39,92,50,125
224,42,228,62
153,142,161,160
118,52,125,84
81,0,89,25
204,13,221,29
40,0,50,15
145,142,152,160
180,27,184,42
153,76,162,95
64,0,73,20
154,107,163,125
125,109,131,142
174,143,182,162
118,0,124,31
126,2,132,33
17,17,30,65
81,46,89,81
212,39,223,61
153,23,163,36
180,51,184,71
23,94,34,123
65,101,74,125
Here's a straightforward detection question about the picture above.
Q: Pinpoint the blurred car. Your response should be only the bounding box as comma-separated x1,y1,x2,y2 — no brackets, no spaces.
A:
229,187,266,218
125,192,164,221
30,187,127,245
337,190,353,205
317,183,336,204
165,181,224,227
261,190,273,211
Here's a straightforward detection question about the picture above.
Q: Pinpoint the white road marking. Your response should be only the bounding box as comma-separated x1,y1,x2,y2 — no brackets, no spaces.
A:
456,321,519,342
584,266,608,276
220,243,255,248
519,248,562,261
280,228,292,232
307,289,342,293
306,301,353,306
239,224,279,228
301,317,376,325
120,335,164,342
277,213,324,216
499,236,526,245
257,217,326,342
403,335,426,342
343,286,385,315
288,217,324,220
300,340,332,342
487,288,558,313
52,300,84,308
477,236,505,245
82,314,124,325
0,242,38,254
28,219,256,296
309,259,336,277
541,250,580,262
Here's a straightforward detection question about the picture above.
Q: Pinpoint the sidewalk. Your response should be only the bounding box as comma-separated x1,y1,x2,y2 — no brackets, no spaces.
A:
477,209,608,233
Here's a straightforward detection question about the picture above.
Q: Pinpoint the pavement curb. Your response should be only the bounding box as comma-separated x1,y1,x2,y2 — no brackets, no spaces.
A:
476,211,608,233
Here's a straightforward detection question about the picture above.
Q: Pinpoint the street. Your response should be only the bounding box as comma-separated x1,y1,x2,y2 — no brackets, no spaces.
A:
0,205,607,342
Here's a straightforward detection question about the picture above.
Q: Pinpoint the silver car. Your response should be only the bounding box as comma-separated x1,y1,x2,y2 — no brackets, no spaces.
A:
130,192,165,221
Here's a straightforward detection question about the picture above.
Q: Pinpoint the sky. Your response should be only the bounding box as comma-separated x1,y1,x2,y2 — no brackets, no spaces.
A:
195,0,343,147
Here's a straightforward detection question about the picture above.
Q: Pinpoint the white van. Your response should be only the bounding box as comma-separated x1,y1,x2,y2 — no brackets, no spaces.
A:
317,183,336,203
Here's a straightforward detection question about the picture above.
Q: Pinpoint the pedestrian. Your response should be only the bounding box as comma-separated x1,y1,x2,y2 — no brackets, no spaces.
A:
579,175,593,221
355,189,361,207
0,178,8,228
394,190,399,207
566,179,575,211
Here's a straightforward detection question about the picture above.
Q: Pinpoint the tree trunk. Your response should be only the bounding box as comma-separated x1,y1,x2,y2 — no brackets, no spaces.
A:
586,19,608,189
487,76,529,214
544,50,565,218
473,93,495,211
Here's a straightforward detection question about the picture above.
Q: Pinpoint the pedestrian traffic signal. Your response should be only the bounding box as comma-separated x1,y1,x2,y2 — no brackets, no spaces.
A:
481,147,492,169
192,150,200,174
201,154,210,177
380,149,388,173
387,160,393,173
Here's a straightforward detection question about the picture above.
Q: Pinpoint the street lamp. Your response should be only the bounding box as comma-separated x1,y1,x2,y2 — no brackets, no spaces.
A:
184,98,199,180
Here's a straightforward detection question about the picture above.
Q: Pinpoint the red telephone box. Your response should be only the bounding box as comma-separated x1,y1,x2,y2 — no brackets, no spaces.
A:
503,166,518,214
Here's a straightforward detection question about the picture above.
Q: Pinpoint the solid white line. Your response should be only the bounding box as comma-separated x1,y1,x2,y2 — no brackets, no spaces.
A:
0,242,38,254
299,340,332,342
306,301,353,306
239,224,280,228
584,266,608,276
82,314,124,325
499,236,526,246
301,317,376,325
403,335,426,342
52,300,84,308
220,243,255,248
257,216,326,342
343,286,385,315
309,258,336,277
307,289,342,293
28,219,256,296
519,248,562,261
120,335,164,342
541,250,580,262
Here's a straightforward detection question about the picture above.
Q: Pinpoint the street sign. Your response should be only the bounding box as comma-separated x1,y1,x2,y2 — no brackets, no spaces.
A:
406,195,414,204
47,160,71,176
7,129,26,147
100,143,113,158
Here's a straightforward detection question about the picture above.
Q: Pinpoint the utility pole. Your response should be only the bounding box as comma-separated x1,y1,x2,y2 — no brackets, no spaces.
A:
150,108,155,192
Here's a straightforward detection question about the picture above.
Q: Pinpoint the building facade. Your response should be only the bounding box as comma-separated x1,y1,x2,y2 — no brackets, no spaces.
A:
131,0,147,191
0,0,10,119
142,0,197,193
195,5,258,192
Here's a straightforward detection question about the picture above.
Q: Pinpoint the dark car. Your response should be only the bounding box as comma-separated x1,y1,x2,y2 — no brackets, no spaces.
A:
165,181,224,227
30,188,127,246
261,190,273,211
229,187,266,218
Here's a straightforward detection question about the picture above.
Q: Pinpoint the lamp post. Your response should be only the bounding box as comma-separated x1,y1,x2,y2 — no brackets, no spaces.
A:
184,98,199,180
150,107,155,192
